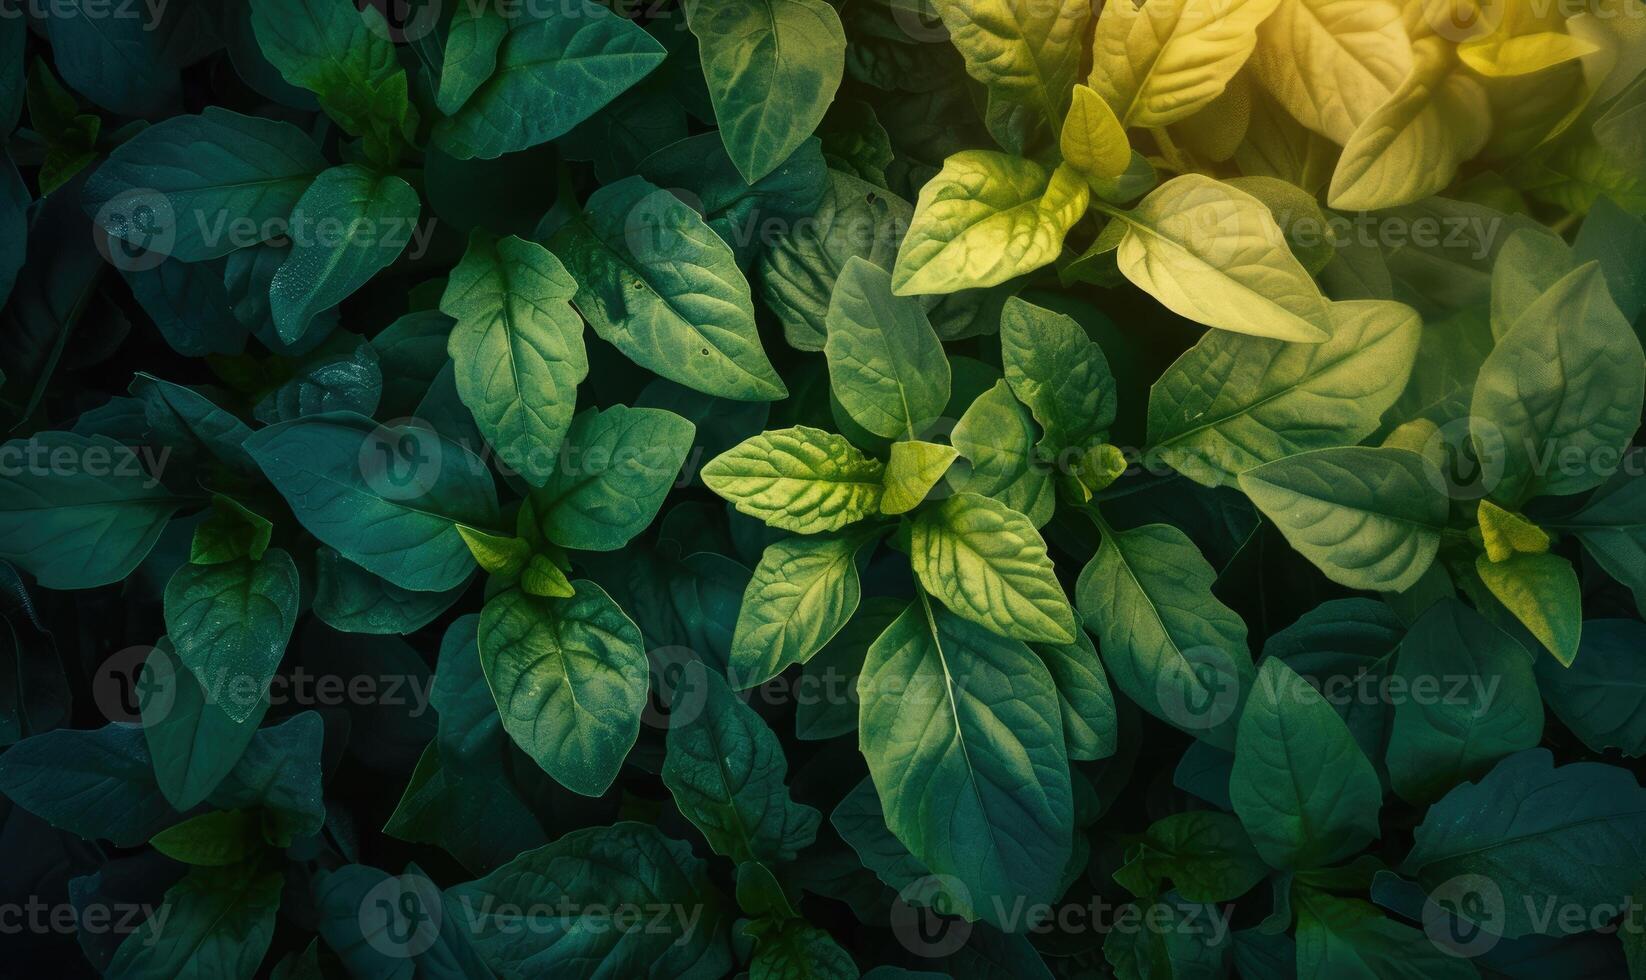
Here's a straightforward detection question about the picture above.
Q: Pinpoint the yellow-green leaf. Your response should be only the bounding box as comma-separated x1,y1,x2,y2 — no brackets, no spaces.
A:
1250,0,1413,143
1327,38,1491,210
1089,0,1282,128
892,152,1089,296
1475,552,1582,665
882,441,960,515
1114,173,1332,342
1477,500,1550,562
1061,84,1132,181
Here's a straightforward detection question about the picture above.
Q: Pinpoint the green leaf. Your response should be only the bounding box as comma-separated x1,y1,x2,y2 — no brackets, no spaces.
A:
730,533,869,689
1471,261,1645,504
892,151,1089,295
164,549,300,724
685,0,846,184
1248,0,1412,144
824,257,951,440
1293,888,1475,979
935,0,1090,155
703,426,886,533
882,441,959,515
478,583,649,796
1386,600,1543,804
748,919,860,980
1089,0,1280,127
83,108,327,263
244,412,501,592
524,404,695,552
456,524,531,578
758,170,911,350
1476,499,1549,562
1327,38,1491,210
447,822,731,977
1000,296,1117,458
441,230,587,487
1238,447,1449,592
1113,810,1268,902
131,373,258,476
312,547,467,636
1534,619,1646,756
205,711,326,845
663,663,822,862
1031,628,1119,761
949,380,1056,527
0,723,177,846
552,176,786,400
1230,657,1381,869
1149,300,1422,487
1404,748,1646,938
269,164,421,344
857,598,1073,929
0,432,186,590
249,0,410,166
432,3,666,159
1475,551,1582,666
1113,173,1332,342
106,864,283,980
149,810,260,867
1076,522,1252,748
795,597,901,742
910,492,1078,644
142,645,267,811
436,5,509,116
1062,83,1133,182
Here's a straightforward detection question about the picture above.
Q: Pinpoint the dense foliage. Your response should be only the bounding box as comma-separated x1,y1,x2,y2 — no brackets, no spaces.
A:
2,0,1646,976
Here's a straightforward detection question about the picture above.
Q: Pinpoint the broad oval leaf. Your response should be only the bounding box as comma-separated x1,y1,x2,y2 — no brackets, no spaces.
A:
244,412,501,592
1238,446,1449,592
882,440,960,515
0,432,186,590
552,176,786,400
526,404,696,552
685,0,846,184
662,663,822,862
1148,299,1422,486
440,230,587,487
446,822,732,977
478,583,649,797
82,107,327,263
729,533,868,689
824,256,951,440
164,549,301,724
892,151,1089,296
1327,37,1491,210
910,492,1078,644
431,3,667,160
935,0,1091,155
1000,296,1118,457
1231,657,1382,869
1115,173,1332,342
1386,600,1542,804
950,379,1056,527
702,426,886,534
1250,0,1413,143
268,164,421,344
1471,261,1645,504
858,599,1073,928
1404,748,1646,938
1076,522,1252,748
1089,0,1282,127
